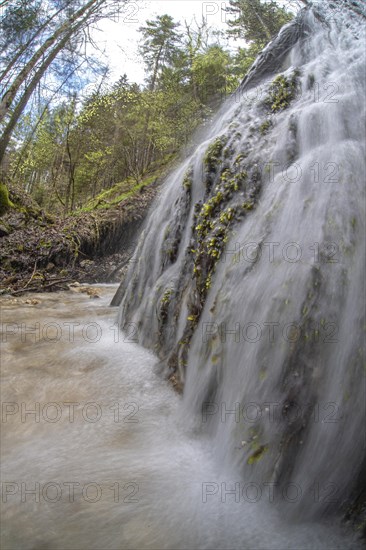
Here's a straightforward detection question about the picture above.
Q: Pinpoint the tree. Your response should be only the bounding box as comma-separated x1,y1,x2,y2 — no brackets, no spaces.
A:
226,0,293,46
10,99,80,212
230,42,263,82
182,17,210,101
139,14,182,91
0,0,125,166
6,8,260,214
192,45,235,109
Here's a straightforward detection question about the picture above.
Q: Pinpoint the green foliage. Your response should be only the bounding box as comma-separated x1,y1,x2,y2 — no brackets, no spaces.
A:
160,287,173,322
75,168,164,214
230,43,262,81
5,3,294,215
192,45,235,106
226,0,293,45
139,14,182,91
0,1,125,165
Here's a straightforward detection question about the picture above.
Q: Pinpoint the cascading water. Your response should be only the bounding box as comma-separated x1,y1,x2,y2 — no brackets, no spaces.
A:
117,0,366,532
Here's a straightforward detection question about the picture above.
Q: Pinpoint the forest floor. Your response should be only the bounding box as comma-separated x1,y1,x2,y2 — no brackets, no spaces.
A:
0,162,172,296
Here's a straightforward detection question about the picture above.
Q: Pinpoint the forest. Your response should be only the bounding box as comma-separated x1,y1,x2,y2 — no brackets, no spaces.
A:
0,0,293,292
0,0,292,214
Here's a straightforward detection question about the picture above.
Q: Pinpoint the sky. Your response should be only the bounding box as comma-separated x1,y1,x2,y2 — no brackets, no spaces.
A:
91,0,239,86
90,0,302,88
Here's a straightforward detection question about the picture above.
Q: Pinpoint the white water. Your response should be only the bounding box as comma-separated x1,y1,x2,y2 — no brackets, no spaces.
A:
0,286,362,549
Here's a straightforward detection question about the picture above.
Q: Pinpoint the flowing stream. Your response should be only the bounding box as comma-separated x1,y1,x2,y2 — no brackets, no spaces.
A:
0,286,362,549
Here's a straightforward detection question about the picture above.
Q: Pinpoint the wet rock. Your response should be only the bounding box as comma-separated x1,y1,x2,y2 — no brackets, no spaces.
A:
80,259,94,268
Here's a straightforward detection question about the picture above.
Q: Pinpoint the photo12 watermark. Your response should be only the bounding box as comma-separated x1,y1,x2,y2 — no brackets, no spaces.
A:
201,320,339,344
1,321,138,344
2,401,140,424
201,401,342,424
201,480,340,504
221,241,341,265
1,481,139,504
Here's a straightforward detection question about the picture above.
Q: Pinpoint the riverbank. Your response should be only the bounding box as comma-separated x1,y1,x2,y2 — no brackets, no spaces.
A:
0,163,171,295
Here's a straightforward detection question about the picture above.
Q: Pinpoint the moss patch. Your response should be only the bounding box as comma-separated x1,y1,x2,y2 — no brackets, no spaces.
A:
266,71,300,113
0,183,14,217
247,444,269,465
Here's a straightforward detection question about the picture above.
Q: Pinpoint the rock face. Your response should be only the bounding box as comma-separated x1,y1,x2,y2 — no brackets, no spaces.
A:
115,0,365,531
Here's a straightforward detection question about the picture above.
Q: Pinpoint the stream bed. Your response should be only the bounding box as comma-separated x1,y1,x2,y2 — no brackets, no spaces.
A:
0,285,362,549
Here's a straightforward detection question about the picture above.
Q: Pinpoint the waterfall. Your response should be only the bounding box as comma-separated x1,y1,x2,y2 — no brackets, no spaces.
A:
116,0,366,526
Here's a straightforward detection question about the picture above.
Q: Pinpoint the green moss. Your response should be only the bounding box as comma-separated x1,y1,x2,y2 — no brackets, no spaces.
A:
203,136,227,173
178,142,262,374
159,288,173,323
0,183,14,216
205,273,212,290
234,153,246,166
161,288,172,305
220,169,232,183
266,71,300,113
247,444,268,465
183,167,193,191
74,159,170,214
259,119,272,134
187,314,198,323
219,207,235,224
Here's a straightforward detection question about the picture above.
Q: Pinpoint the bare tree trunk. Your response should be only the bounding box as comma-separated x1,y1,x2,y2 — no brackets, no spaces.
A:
0,1,124,165
0,4,67,87
0,32,74,165
0,0,100,124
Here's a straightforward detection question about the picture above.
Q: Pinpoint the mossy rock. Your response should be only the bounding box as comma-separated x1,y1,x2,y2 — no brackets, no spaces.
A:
259,119,272,134
266,71,300,113
0,183,15,217
182,167,193,191
204,136,227,174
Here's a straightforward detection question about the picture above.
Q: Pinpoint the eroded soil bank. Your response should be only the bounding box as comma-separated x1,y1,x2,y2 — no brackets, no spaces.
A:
0,172,166,295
